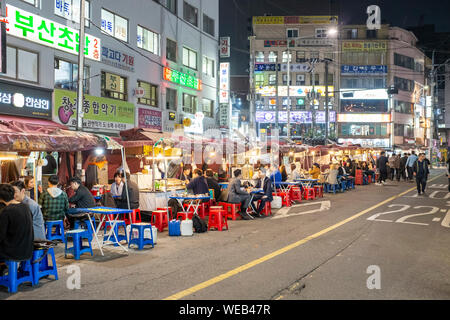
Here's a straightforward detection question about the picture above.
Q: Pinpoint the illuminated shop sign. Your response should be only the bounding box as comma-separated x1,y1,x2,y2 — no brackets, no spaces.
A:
255,86,334,97
341,65,387,74
338,138,390,148
255,111,336,124
340,89,388,100
337,113,391,123
163,67,202,91
5,4,100,61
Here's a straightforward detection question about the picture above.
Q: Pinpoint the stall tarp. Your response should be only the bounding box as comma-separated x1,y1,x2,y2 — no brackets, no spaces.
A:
0,115,106,152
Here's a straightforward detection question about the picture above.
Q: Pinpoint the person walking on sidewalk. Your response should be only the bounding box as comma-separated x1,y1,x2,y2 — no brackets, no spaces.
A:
399,153,408,181
375,151,389,185
388,153,397,181
413,153,430,196
406,151,418,182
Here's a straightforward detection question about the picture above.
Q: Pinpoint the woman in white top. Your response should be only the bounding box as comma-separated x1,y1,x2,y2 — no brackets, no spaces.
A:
110,172,124,197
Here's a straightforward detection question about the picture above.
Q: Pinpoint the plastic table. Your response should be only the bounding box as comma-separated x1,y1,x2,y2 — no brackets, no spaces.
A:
68,207,133,255
294,179,319,188
169,195,211,216
218,183,229,189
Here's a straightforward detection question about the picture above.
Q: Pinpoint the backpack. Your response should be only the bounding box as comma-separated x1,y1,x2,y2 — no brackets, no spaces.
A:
192,214,208,233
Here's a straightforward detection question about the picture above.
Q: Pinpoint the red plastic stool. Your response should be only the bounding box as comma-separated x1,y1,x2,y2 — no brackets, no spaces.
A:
176,211,194,220
258,200,272,216
368,175,372,183
123,209,142,225
157,207,173,220
151,210,169,232
303,188,316,200
208,210,228,231
218,202,241,220
209,206,223,215
274,192,291,207
289,187,302,202
313,185,323,198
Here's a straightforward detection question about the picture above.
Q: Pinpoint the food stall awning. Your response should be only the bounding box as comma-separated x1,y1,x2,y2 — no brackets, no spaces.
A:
0,115,106,152
120,128,173,143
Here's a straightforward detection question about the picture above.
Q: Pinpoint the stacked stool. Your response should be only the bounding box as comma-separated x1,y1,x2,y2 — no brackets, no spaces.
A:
218,202,241,221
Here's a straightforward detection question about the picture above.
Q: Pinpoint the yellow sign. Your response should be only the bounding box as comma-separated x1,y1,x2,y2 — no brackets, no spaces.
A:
105,72,121,92
342,41,387,51
183,118,192,127
253,16,338,25
174,124,183,130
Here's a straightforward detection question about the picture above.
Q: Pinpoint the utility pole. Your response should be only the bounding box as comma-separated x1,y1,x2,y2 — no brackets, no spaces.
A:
249,36,256,138
76,0,86,132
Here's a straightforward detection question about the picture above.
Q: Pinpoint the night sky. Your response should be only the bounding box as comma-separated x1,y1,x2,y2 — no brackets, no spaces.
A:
220,0,450,75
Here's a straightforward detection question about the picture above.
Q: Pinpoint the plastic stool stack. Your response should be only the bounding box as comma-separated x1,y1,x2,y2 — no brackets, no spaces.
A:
303,188,315,200
65,229,93,260
151,210,169,232
45,220,65,242
218,202,241,221
129,223,154,250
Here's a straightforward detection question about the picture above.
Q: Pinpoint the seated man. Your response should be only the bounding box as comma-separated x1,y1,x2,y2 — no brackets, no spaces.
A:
39,175,69,223
227,169,253,220
0,184,34,269
11,181,46,241
205,169,221,202
117,173,140,209
250,169,273,218
68,177,96,228
185,169,209,195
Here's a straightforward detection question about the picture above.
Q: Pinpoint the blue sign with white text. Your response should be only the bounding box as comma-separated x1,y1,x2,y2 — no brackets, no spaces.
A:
341,65,387,74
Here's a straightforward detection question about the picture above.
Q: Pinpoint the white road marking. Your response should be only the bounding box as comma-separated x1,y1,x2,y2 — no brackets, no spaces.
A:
429,184,447,189
271,201,331,220
432,218,441,222
441,209,447,213
442,210,450,228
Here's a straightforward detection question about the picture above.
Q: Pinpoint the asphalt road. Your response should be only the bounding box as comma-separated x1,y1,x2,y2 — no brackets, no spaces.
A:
1,169,449,300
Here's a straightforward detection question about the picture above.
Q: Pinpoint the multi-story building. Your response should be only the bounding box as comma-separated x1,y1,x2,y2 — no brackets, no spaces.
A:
337,24,429,151
0,0,218,135
250,15,339,139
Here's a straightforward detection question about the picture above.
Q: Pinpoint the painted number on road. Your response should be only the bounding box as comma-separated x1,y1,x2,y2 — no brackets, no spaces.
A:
395,206,439,226
367,204,409,222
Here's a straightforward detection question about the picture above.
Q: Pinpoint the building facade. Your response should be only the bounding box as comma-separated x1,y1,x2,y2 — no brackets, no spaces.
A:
250,16,339,139
0,0,219,135
337,24,429,151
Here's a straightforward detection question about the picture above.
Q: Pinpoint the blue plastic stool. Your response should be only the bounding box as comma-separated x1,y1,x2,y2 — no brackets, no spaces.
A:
348,179,355,189
0,260,34,293
327,184,339,194
340,181,347,192
128,223,154,250
65,229,93,260
45,220,65,242
363,176,369,185
74,218,96,242
103,221,127,246
31,248,58,285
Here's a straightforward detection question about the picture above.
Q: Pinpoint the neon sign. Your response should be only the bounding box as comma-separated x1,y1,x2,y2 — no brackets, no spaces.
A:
163,67,202,90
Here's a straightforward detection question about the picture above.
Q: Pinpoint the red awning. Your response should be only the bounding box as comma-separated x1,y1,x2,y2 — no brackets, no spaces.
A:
0,115,105,152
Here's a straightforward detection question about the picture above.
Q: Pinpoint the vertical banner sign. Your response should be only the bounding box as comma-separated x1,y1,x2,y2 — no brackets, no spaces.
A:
220,37,230,58
0,23,5,74
219,63,230,104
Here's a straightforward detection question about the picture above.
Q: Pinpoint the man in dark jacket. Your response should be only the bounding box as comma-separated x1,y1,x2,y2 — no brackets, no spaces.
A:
376,151,389,185
250,169,273,218
227,169,253,220
185,169,209,195
117,173,140,209
69,177,96,208
399,153,408,181
413,153,430,195
0,184,34,264
205,169,221,202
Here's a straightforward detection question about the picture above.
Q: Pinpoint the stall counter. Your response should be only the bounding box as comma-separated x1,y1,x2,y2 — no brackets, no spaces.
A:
139,188,185,212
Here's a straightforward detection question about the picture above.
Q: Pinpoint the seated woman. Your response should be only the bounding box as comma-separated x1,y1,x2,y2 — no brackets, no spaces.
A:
326,164,340,186
309,163,321,179
361,161,375,178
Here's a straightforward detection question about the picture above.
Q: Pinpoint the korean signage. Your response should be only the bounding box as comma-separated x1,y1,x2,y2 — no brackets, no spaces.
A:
342,41,387,51
341,65,387,74
138,108,162,131
220,37,230,58
163,67,202,91
337,113,391,123
54,0,90,26
168,112,176,121
104,72,122,93
0,79,52,119
54,89,135,131
264,39,334,47
102,46,135,72
340,89,388,100
255,111,336,124
254,63,312,72
219,62,230,104
253,16,338,25
255,85,334,97
5,5,100,61
264,40,295,47
338,138,390,148
219,104,229,128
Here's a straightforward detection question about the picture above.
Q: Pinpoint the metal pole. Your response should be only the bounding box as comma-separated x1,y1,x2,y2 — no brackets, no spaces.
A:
287,47,291,139
325,59,329,141
76,0,86,131
430,50,435,160
121,147,131,210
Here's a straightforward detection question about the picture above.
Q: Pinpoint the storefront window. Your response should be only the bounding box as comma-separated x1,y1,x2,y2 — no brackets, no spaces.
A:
101,71,127,101
182,93,197,114
341,99,388,113
137,81,158,107
340,123,388,136
394,100,414,114
54,58,89,93
4,46,38,83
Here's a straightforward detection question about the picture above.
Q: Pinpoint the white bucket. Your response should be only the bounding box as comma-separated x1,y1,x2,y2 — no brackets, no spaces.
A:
181,219,193,236
271,196,282,209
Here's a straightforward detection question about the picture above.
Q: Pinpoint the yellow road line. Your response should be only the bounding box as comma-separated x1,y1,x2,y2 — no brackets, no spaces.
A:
163,174,444,300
